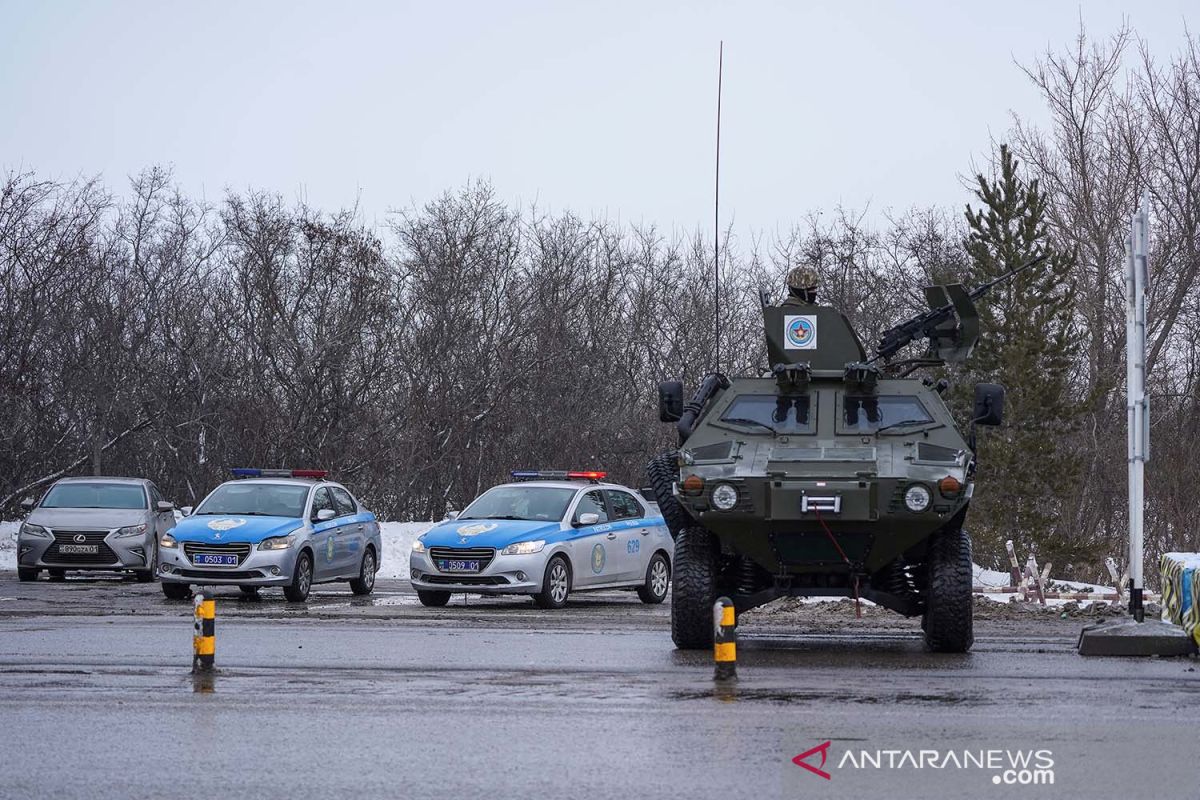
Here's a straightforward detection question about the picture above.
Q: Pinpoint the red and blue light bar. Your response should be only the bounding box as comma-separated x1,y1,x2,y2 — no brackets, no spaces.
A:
511,470,607,482
231,468,329,479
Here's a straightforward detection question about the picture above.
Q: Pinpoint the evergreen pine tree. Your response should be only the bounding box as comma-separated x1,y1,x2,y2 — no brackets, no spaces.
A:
960,144,1084,569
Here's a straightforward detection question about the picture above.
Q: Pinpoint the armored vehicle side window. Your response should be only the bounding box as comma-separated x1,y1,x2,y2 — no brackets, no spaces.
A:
840,395,932,433
575,490,610,524
720,395,815,434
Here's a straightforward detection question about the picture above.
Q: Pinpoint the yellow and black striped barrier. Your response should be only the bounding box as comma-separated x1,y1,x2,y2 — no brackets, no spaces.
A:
193,594,215,673
713,596,737,682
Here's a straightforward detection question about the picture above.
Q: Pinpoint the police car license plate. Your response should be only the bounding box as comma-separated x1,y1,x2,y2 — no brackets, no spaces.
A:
437,559,481,573
193,553,239,566
59,544,98,554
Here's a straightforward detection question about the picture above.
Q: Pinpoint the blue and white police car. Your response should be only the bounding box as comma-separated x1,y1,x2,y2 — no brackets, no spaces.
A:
409,470,673,608
158,469,382,602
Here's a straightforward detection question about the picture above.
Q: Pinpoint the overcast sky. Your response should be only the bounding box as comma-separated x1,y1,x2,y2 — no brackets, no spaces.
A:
1,1,1194,236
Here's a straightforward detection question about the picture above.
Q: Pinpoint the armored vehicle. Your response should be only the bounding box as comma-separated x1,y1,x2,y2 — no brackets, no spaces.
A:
648,261,1038,652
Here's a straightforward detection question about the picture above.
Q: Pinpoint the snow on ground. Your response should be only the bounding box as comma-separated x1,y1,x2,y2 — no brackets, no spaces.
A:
0,521,17,571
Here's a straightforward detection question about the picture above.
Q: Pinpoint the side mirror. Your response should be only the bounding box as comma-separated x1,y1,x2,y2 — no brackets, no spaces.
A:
658,380,684,423
156,500,175,513
20,497,35,512
444,510,459,521
180,506,194,517
973,383,1005,427
314,508,337,522
576,512,600,527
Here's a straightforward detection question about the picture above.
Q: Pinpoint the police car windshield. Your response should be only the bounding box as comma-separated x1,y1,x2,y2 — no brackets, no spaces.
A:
459,486,577,522
196,483,310,518
41,482,146,510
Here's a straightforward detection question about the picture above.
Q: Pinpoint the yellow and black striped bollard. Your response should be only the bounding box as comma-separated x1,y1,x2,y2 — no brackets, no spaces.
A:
193,594,216,673
713,596,737,682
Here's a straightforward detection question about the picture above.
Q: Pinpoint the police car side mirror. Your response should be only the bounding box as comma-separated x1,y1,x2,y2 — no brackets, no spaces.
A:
314,508,337,522
20,497,35,512
575,512,600,527
444,511,459,521
180,506,194,517
658,380,684,423
972,383,1005,427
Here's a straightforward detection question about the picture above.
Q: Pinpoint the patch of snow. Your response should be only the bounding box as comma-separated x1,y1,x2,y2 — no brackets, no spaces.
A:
0,520,17,570
377,521,436,580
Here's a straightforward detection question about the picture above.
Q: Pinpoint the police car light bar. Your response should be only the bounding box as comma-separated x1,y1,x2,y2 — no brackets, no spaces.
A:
231,468,329,479
510,470,607,482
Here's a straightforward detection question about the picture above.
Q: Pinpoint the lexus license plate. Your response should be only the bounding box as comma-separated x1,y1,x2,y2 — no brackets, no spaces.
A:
59,544,98,554
193,553,239,566
436,559,481,573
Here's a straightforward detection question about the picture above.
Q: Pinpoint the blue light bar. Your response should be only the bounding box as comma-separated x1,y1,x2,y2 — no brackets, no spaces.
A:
231,468,262,478
230,468,329,479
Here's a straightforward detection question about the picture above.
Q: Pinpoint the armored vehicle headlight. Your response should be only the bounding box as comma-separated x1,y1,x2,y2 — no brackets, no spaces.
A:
711,483,739,511
681,474,705,496
904,484,932,512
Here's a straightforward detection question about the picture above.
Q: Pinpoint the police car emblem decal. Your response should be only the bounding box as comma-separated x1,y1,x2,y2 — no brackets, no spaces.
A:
591,543,606,574
456,523,498,536
784,314,817,349
207,518,247,532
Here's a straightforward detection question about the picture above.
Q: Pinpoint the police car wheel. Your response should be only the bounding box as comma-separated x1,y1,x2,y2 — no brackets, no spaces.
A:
162,582,191,600
349,547,376,595
17,567,39,582
284,552,314,602
534,555,571,609
637,553,671,604
417,589,451,607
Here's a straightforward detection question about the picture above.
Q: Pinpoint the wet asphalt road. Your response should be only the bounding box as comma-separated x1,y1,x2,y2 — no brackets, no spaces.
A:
1,573,1198,800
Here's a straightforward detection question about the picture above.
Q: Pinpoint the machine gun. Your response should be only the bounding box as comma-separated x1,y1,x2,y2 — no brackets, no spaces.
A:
872,254,1049,366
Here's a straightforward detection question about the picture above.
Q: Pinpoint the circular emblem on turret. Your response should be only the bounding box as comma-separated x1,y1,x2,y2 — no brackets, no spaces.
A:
785,315,816,349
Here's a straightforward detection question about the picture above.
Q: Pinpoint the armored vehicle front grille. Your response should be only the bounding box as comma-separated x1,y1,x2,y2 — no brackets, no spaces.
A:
771,446,877,462
44,530,119,565
428,546,495,571
183,541,252,566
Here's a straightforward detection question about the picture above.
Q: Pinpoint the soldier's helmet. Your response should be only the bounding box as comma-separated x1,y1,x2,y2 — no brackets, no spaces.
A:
786,265,819,293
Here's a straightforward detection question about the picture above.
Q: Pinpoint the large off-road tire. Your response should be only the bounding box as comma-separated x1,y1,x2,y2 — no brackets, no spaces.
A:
646,451,688,538
922,525,974,653
671,526,718,649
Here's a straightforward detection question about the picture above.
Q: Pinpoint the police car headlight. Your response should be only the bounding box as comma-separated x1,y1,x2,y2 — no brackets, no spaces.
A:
19,522,50,538
904,484,932,512
411,538,426,554
258,535,297,551
115,524,148,538
711,483,739,511
159,532,178,548
502,540,545,556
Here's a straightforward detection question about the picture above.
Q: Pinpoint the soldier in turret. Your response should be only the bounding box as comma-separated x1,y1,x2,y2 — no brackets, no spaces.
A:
782,265,819,306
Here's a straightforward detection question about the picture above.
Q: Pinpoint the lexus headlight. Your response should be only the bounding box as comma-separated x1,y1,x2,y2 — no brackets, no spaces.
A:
904,484,932,512
258,534,297,551
411,538,426,554
502,540,545,556
160,531,178,548
711,483,739,511
115,524,148,538
19,522,50,538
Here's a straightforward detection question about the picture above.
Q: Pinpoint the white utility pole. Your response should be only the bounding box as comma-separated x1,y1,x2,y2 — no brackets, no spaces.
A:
1125,193,1150,622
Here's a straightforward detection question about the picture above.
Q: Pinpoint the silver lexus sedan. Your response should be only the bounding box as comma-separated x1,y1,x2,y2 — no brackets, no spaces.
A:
15,477,176,582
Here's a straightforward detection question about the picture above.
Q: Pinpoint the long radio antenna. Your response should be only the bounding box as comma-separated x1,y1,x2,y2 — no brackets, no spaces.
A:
714,41,724,371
